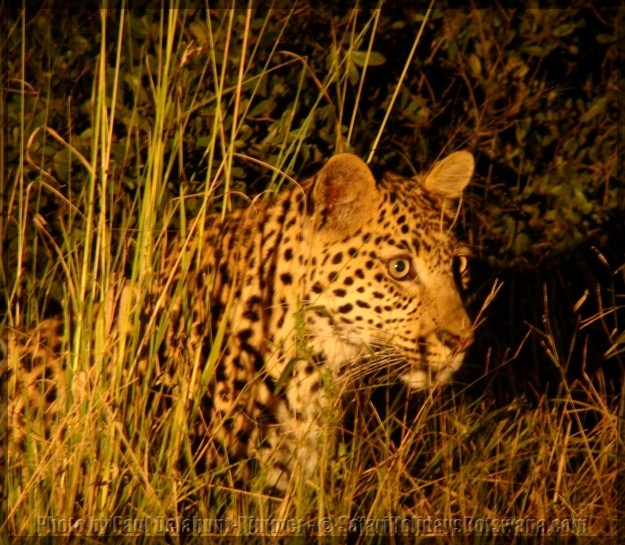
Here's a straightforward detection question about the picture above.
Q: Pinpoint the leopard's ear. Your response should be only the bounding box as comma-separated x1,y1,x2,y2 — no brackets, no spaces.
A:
422,151,474,200
311,153,378,231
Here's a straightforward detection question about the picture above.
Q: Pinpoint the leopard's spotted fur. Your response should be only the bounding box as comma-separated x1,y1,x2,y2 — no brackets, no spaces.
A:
3,151,475,492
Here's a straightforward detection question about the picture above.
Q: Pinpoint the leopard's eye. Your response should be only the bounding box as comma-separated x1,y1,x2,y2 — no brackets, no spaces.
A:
388,257,414,280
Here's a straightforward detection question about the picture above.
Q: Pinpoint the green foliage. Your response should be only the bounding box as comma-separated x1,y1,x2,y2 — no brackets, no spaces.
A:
378,8,619,262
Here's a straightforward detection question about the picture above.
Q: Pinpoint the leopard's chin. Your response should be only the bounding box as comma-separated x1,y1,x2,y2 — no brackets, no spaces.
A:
400,352,466,390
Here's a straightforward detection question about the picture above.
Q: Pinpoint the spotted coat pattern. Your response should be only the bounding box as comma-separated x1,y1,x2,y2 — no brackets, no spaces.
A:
4,151,475,492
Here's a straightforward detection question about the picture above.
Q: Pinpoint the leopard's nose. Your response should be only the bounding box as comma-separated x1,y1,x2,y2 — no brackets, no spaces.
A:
437,329,474,353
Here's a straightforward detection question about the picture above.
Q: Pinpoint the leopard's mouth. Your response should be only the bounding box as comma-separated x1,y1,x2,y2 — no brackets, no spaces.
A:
400,347,467,390
339,338,467,391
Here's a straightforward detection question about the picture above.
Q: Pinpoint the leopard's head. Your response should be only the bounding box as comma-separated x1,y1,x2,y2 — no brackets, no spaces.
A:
303,151,475,390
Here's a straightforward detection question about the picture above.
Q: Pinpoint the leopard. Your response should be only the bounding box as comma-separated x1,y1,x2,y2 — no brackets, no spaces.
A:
3,150,475,496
